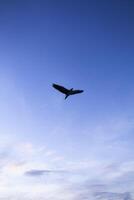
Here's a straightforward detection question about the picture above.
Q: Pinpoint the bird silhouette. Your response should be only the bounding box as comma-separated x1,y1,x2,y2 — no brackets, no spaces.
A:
52,83,84,99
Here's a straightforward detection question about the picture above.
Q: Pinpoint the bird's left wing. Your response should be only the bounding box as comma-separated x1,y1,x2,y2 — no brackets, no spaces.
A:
52,83,69,94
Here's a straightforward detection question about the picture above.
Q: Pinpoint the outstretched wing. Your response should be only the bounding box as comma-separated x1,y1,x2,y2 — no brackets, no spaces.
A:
70,90,84,95
52,83,69,94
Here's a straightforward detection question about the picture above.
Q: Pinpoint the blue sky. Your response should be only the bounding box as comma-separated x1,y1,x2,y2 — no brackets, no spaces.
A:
0,0,134,199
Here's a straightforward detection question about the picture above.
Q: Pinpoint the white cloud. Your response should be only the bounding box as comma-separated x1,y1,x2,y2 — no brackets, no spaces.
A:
0,138,134,199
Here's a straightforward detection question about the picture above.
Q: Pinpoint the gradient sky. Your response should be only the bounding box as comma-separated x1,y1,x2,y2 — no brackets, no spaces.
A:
0,0,134,199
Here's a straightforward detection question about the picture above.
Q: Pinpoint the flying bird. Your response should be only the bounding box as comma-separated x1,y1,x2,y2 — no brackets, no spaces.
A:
52,83,84,99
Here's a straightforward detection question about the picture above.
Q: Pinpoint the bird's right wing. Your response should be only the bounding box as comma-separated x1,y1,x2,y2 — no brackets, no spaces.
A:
52,84,69,94
70,90,84,95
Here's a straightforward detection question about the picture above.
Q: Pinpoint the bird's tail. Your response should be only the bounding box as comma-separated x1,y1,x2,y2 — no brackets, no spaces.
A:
65,94,69,99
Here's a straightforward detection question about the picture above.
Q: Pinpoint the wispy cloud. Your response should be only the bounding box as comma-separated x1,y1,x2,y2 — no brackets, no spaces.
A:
0,139,134,199
93,192,132,200
25,169,68,176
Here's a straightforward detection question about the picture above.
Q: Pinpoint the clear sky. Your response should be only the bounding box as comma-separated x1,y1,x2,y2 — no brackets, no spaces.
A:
0,0,134,199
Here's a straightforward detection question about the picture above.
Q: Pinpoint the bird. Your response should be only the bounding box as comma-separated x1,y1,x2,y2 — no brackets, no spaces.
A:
52,83,84,99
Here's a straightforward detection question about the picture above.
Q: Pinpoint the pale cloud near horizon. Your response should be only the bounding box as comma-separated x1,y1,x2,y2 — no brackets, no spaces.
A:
0,135,134,199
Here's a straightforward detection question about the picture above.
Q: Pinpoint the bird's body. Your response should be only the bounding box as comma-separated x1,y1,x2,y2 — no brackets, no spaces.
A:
52,83,83,99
